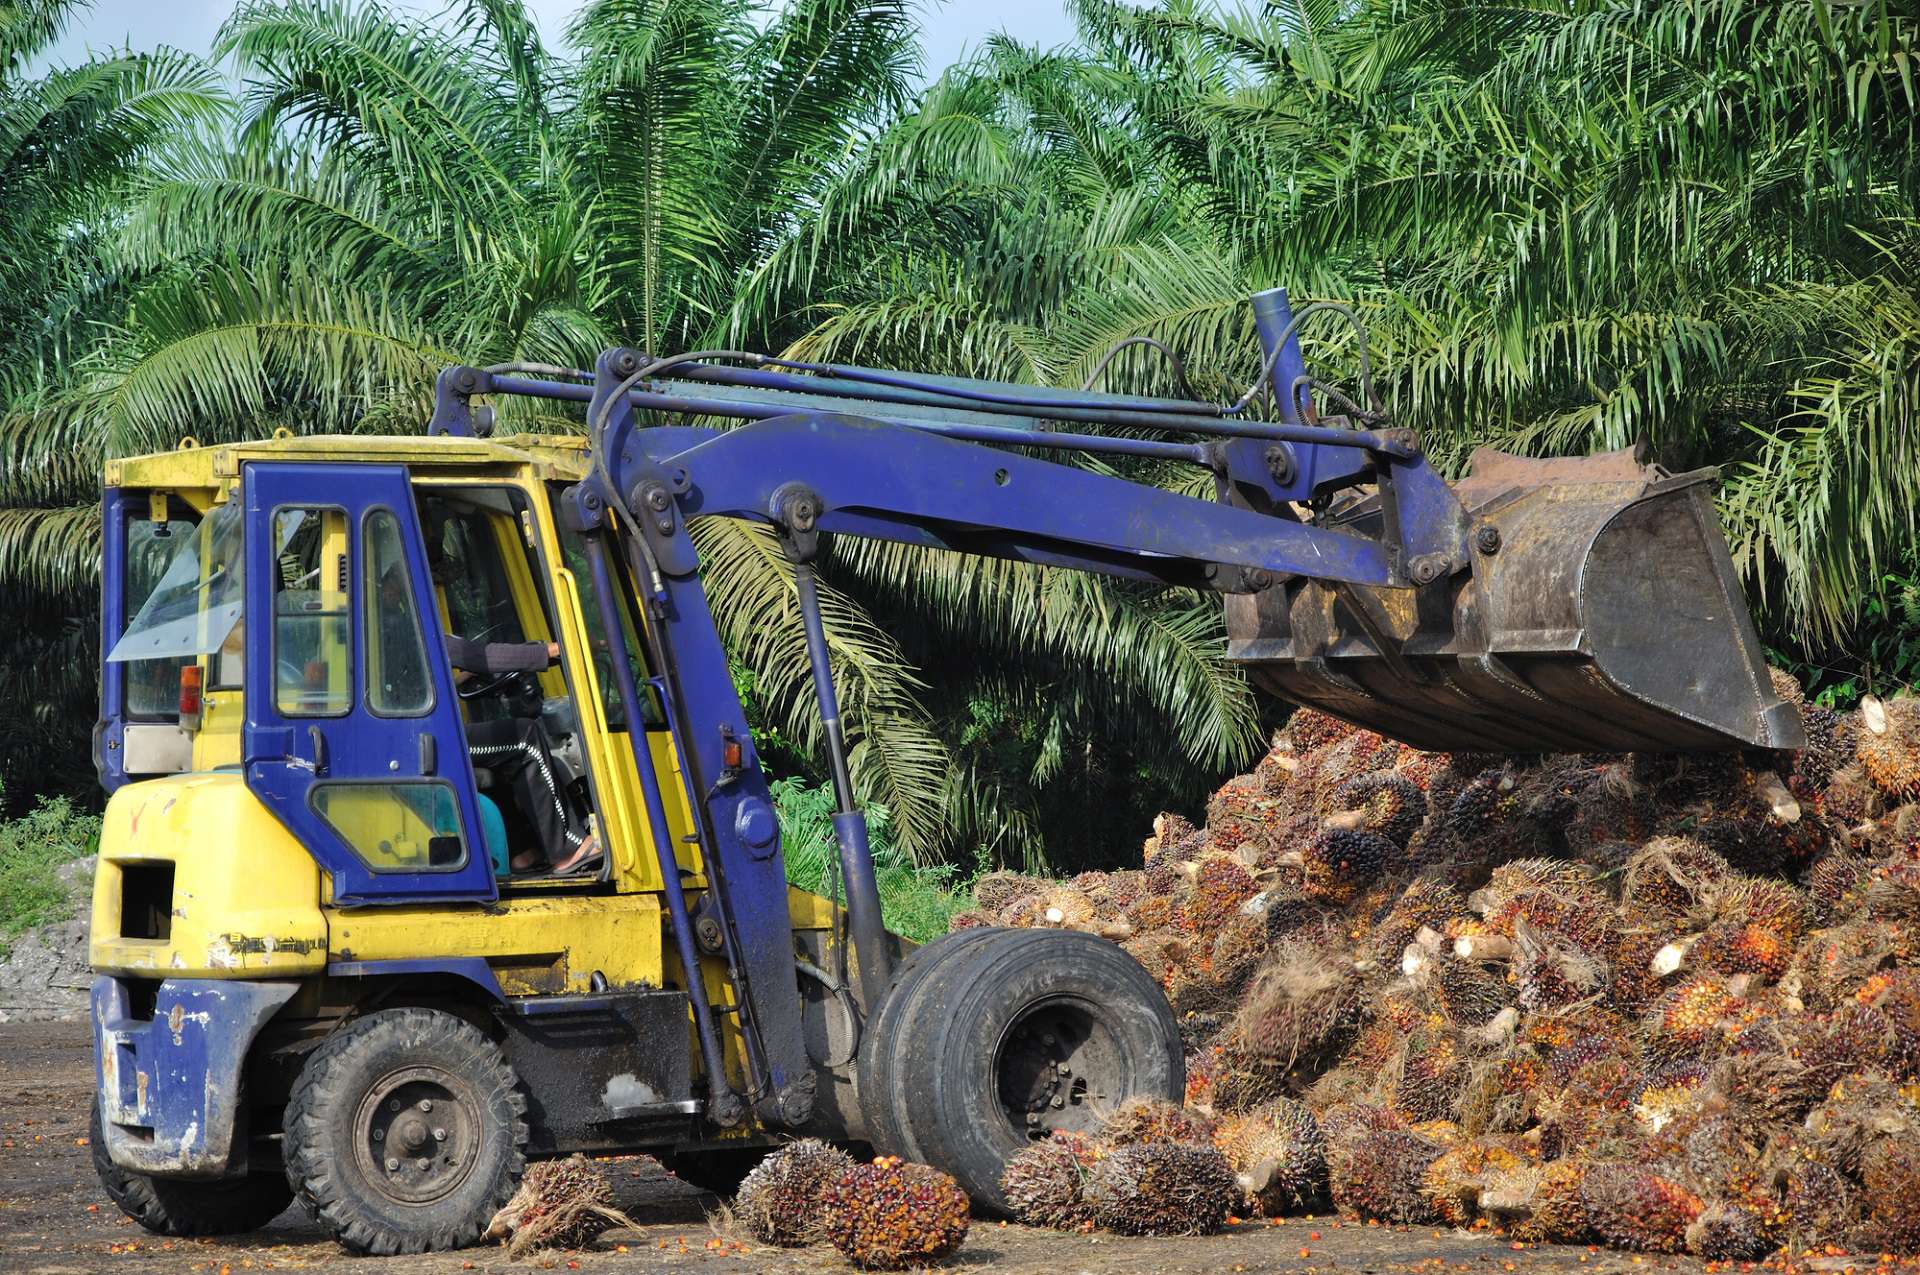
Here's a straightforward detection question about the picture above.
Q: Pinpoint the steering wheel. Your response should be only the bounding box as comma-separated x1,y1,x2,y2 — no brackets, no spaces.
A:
457,670,524,700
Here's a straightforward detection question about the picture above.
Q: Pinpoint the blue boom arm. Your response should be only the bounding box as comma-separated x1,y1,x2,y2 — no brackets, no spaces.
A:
431,292,1471,1133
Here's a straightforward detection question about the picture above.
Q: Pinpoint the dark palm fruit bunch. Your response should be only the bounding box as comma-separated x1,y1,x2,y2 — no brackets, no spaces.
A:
1367,877,1468,968
1255,884,1323,943
1774,1138,1857,1247
1210,911,1272,987
1578,1163,1704,1253
1685,1200,1774,1260
1330,771,1427,850
1387,1020,1468,1123
1858,696,1920,800
1097,1097,1216,1149
1804,852,1870,925
731,1138,857,1246
1216,1098,1328,1215
999,1131,1101,1231
1329,1127,1446,1224
1793,702,1852,793
1232,931,1365,1068
1432,956,1511,1029
1299,827,1398,903
1082,1143,1237,1236
1299,730,1404,814
1823,764,1883,827
819,1158,970,1270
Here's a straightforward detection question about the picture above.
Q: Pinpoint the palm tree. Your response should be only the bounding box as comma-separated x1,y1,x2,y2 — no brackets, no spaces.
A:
0,0,226,804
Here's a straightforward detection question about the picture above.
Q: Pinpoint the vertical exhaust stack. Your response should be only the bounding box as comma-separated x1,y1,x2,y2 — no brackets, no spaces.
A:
1224,297,1802,756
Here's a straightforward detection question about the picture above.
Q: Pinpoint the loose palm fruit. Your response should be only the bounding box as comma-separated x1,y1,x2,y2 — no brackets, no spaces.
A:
732,1139,856,1246
1082,1143,1236,1236
819,1158,969,1270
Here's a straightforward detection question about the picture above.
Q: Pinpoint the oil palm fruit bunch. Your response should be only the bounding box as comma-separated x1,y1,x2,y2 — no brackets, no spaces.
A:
819,1158,970,1270
1179,852,1259,934
1329,771,1427,850
1578,1163,1704,1253
1329,1126,1446,1224
1295,827,1397,903
1620,838,1733,923
1502,1159,1591,1244
1097,1097,1216,1149
1215,1098,1327,1215
1081,1143,1237,1236
1858,695,1920,800
1422,1136,1534,1226
485,1154,633,1258
1231,929,1365,1068
731,1138,856,1246
972,871,1047,914
999,1131,1101,1230
1685,1199,1774,1260
1282,706,1358,755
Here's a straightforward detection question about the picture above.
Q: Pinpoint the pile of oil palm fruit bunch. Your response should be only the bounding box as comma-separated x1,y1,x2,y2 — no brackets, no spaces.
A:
955,678,1920,1259
733,1142,970,1269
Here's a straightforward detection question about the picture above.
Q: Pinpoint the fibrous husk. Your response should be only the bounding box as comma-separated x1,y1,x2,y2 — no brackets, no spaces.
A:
1097,1097,1216,1149
1000,1132,1101,1230
487,1154,634,1258
1231,927,1365,1068
731,1139,856,1246
1082,1143,1237,1236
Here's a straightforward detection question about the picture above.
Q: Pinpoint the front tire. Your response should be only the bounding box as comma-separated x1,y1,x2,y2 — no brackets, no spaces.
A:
91,1103,294,1236
283,1008,527,1255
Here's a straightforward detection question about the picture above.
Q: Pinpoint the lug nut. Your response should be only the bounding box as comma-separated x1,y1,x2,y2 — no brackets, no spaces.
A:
418,1100,433,1113
372,1129,384,1142
385,1157,399,1172
433,1128,447,1142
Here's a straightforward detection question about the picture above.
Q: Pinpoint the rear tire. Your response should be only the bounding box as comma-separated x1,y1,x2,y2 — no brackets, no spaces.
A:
91,1103,293,1236
864,927,1182,1212
283,1008,527,1255
855,929,1000,1163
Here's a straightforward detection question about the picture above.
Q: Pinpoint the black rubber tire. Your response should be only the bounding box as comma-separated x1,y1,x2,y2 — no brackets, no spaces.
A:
890,928,1182,1213
667,1147,769,1196
855,928,1002,1163
91,1103,294,1236
283,1008,527,1255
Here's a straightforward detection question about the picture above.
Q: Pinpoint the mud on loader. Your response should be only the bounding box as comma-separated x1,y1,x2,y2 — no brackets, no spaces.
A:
85,291,1800,1253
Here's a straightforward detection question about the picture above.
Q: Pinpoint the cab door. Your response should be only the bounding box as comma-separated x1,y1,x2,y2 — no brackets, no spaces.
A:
242,462,496,904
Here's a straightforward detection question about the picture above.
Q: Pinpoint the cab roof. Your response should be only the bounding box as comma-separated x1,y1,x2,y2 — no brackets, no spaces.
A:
104,432,591,491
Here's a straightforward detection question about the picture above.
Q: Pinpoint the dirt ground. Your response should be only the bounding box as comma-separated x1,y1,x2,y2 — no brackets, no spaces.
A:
0,1022,1698,1275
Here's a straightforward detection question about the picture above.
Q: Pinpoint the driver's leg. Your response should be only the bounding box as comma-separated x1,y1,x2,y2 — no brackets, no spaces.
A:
465,717,581,871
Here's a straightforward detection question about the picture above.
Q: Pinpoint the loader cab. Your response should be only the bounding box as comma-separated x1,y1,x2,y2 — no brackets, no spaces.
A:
96,443,656,903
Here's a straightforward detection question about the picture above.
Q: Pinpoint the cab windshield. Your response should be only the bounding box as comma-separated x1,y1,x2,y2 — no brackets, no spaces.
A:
107,502,246,663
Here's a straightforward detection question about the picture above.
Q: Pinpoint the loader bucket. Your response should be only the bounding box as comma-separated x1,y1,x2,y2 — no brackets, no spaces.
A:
1225,447,1805,754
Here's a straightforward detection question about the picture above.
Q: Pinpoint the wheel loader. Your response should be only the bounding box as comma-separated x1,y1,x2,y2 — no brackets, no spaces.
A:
85,290,1799,1252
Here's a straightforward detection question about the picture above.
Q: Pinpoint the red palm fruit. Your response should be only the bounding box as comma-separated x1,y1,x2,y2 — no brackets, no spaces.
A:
819,1159,969,1270
1579,1163,1703,1253
1180,852,1258,934
1298,828,1397,903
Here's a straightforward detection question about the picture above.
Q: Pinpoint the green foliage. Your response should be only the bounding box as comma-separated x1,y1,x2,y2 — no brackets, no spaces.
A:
0,781,101,957
770,776,962,944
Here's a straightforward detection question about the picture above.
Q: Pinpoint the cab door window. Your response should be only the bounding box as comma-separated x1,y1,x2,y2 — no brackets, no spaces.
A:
362,508,434,716
271,507,351,716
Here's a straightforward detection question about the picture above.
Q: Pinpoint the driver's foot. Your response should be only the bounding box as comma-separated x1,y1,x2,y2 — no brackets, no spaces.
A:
510,850,542,873
549,830,602,876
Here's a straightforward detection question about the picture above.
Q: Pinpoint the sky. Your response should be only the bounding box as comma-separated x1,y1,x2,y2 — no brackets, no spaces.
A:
36,1,1080,77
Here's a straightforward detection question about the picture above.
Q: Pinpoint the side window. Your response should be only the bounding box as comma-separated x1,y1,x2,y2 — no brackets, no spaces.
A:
362,509,433,716
122,516,198,717
312,782,465,871
272,507,351,716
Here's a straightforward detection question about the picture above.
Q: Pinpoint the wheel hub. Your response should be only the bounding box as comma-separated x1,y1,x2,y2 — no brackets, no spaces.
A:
995,1000,1118,1139
353,1067,478,1205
